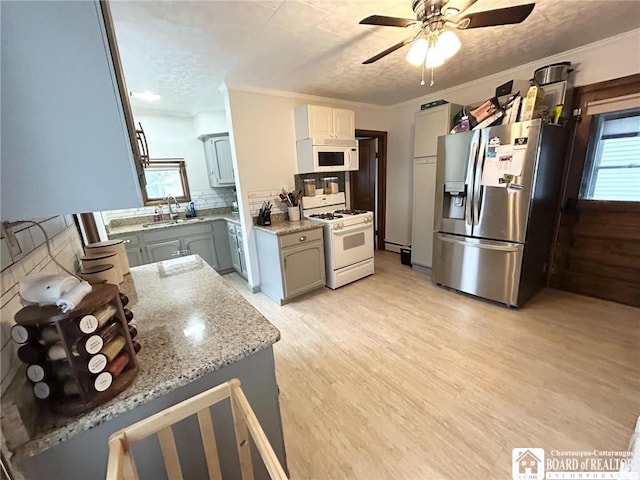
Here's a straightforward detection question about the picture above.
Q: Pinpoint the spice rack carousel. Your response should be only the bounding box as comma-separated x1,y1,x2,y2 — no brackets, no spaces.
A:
13,284,139,416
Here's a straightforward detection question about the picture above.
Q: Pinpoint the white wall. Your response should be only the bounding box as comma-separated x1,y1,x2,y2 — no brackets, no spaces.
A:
223,86,388,289
384,29,640,248
101,113,236,224
135,114,211,192
193,111,227,138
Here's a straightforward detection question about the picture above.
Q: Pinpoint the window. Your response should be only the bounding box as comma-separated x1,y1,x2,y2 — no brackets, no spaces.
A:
142,159,191,205
581,108,640,201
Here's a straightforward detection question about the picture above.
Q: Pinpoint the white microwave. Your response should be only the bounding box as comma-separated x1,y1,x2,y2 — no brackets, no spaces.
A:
296,139,359,173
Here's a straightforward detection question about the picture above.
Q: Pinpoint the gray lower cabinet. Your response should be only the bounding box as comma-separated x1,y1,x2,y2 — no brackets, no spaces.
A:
146,238,182,263
226,221,247,278
255,228,325,305
124,245,146,267
281,241,326,299
109,220,235,273
212,221,233,272
183,233,218,268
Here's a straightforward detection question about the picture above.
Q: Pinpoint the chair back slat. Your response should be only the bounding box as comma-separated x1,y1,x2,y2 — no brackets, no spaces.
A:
197,408,223,480
157,427,184,480
229,381,288,480
106,379,285,480
230,383,255,480
125,383,231,443
123,445,139,480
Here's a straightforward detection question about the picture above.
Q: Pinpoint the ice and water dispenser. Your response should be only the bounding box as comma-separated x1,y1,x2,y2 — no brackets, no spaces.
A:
442,181,466,220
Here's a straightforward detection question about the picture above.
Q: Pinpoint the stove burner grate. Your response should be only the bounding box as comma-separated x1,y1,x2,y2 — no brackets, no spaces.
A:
309,213,343,220
334,209,367,215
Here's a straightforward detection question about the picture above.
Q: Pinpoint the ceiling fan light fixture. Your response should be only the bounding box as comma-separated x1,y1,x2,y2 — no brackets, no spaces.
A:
436,30,461,59
406,37,429,66
425,45,445,68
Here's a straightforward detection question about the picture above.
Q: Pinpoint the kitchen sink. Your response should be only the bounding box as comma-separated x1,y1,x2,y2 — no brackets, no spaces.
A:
142,217,204,228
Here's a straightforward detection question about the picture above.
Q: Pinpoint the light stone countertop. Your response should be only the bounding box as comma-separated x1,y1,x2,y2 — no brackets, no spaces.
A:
15,255,280,458
107,213,241,236
253,219,323,236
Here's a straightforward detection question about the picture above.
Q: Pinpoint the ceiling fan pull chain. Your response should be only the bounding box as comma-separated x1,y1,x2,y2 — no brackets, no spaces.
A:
430,67,435,87
420,61,426,86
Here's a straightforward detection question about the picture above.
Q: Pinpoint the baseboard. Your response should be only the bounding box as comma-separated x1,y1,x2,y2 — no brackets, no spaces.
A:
411,264,432,275
250,284,261,294
385,243,401,253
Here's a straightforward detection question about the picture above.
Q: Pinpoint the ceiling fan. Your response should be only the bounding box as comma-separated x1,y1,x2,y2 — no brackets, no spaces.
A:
360,0,535,84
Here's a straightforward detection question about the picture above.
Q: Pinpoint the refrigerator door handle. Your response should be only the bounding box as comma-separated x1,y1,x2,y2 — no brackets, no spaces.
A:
473,139,486,226
465,141,478,226
435,233,520,252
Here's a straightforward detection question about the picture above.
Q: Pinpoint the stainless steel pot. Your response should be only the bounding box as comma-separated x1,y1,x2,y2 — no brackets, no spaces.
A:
533,62,572,86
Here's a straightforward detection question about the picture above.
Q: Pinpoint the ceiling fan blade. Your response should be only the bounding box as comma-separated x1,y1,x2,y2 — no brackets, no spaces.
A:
441,0,478,17
359,15,417,28
456,3,535,29
362,39,412,64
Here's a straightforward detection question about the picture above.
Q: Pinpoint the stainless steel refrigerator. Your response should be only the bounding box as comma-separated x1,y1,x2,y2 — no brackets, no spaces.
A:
432,120,566,307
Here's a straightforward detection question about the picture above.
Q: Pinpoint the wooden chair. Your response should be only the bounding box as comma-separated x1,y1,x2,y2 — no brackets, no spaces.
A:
106,378,287,480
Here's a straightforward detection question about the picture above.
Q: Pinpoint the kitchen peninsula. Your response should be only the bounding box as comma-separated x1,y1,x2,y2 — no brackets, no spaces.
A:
8,256,287,480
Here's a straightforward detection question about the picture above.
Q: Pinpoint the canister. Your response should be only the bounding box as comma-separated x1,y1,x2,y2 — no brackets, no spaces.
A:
322,177,339,194
303,179,316,197
80,252,123,283
80,264,120,285
85,239,130,275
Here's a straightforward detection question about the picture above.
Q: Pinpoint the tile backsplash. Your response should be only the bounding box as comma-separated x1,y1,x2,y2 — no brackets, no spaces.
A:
101,188,236,224
0,217,83,391
247,188,291,217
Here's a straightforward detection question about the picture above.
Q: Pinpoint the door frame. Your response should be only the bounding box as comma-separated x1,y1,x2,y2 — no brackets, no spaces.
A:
353,129,387,250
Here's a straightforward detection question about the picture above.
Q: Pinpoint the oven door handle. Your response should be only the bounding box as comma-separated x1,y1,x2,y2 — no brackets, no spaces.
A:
332,224,371,236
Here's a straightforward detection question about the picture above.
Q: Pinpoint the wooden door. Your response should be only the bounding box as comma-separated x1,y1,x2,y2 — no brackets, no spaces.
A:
549,74,640,307
350,138,376,213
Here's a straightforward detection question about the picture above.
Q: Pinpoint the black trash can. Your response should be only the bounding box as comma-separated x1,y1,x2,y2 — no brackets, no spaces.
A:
400,246,411,266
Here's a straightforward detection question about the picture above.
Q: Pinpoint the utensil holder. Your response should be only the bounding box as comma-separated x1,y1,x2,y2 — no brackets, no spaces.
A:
288,206,301,222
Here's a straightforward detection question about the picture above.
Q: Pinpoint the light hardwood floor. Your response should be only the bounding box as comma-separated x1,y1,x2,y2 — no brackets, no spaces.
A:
224,251,640,479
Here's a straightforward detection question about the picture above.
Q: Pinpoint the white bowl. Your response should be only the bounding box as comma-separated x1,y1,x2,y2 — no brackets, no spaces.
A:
315,188,324,196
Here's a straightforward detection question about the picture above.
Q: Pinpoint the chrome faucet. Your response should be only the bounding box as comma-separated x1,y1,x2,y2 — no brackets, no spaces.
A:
164,195,180,221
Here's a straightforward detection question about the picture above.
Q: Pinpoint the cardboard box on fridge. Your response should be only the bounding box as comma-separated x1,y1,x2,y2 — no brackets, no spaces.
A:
519,85,545,121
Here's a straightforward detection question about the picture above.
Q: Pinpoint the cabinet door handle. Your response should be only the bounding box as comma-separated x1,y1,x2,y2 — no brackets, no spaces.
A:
299,235,307,242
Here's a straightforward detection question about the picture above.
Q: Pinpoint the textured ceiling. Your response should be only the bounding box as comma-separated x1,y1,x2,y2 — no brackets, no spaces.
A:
110,0,640,114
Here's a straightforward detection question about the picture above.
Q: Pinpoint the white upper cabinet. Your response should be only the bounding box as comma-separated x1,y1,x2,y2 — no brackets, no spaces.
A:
1,0,144,221
306,106,333,139
204,135,235,187
295,104,355,141
332,108,356,140
414,105,456,158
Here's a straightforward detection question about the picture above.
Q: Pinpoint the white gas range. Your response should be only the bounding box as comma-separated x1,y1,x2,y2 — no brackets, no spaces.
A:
302,192,374,289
